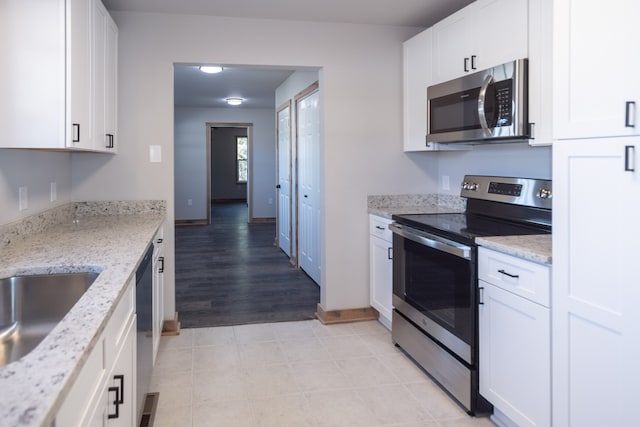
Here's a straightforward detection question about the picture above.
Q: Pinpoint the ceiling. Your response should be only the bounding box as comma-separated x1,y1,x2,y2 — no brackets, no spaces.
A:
105,0,473,109
174,65,298,109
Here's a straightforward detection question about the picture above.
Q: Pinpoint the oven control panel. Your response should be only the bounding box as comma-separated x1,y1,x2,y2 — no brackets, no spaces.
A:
460,175,552,210
488,182,522,196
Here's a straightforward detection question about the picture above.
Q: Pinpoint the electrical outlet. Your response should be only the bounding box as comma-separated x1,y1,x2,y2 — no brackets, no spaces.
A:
19,186,28,211
50,182,57,202
187,199,193,206
442,175,450,191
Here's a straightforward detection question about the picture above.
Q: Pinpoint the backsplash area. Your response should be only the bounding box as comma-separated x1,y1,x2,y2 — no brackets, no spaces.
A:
0,200,166,249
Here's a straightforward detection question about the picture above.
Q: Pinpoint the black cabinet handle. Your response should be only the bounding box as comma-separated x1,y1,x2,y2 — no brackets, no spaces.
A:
72,123,80,142
276,184,281,189
375,226,385,230
387,247,393,260
471,55,477,70
159,256,165,273
498,269,519,279
478,287,484,305
106,133,114,148
625,145,636,172
113,374,124,404
108,386,120,419
157,238,163,244
464,57,470,72
625,101,636,128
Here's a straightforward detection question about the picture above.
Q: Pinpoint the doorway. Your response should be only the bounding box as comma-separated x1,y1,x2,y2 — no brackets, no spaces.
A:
207,123,253,222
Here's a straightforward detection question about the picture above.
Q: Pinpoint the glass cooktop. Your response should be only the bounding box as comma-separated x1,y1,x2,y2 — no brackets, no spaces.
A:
392,212,551,245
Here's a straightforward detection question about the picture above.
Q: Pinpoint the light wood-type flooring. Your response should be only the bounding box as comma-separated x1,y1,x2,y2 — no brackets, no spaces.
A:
174,203,320,328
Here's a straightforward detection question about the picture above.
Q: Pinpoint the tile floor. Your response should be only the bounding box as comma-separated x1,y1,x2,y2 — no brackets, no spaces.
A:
150,320,496,427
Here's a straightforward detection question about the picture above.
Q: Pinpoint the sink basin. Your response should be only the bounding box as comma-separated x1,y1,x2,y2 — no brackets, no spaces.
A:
0,272,99,367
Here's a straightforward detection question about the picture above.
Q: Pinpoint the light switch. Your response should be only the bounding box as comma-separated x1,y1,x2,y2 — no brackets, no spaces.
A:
19,186,28,211
150,145,162,163
50,182,57,202
442,175,450,191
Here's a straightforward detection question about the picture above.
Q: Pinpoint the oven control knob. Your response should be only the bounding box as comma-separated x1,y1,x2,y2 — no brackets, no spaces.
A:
537,188,552,199
461,182,477,191
463,182,478,191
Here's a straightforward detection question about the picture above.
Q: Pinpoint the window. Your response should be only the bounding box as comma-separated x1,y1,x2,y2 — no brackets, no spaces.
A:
236,136,248,183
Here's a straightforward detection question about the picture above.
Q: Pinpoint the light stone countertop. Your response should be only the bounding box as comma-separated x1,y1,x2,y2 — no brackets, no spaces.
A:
476,234,552,265
367,193,466,219
0,205,165,427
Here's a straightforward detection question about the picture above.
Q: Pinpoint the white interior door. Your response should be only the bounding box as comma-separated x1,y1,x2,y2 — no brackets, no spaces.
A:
297,90,320,284
277,104,291,257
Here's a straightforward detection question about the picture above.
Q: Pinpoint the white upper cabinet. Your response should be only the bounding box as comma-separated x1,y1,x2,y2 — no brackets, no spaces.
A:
432,0,528,85
93,0,118,152
403,28,471,152
0,0,66,148
68,0,94,150
0,0,117,152
554,0,640,139
403,29,432,152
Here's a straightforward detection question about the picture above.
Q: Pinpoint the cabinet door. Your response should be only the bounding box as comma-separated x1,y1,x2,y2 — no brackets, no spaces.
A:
403,29,432,151
152,244,165,364
105,12,118,151
93,0,118,152
67,0,93,149
553,0,640,139
108,315,137,427
552,137,640,426
0,0,66,149
527,0,553,146
479,282,550,427
472,0,528,72
432,7,473,84
369,234,393,329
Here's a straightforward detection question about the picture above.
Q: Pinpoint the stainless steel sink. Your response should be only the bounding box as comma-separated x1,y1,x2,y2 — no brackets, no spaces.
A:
0,272,99,367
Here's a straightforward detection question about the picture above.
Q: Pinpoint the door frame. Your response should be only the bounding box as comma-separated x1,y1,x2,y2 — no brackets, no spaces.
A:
206,122,254,223
276,100,294,262
294,81,320,277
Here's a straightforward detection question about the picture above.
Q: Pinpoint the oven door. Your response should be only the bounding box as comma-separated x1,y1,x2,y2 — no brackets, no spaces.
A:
390,223,476,364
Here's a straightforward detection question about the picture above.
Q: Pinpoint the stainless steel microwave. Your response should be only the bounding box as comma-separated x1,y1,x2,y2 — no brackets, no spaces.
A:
427,58,530,144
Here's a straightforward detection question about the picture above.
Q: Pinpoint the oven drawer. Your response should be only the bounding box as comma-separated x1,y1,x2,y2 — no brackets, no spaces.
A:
478,247,550,307
369,215,393,242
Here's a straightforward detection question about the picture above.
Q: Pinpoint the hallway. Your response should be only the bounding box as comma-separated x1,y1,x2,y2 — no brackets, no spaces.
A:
175,203,320,328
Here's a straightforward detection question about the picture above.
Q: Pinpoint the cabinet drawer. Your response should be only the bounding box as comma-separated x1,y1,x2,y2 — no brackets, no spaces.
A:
56,334,107,426
369,215,393,243
105,277,135,370
478,247,550,307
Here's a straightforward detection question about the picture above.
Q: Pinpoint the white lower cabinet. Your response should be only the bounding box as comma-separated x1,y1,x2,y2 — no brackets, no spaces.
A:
152,223,165,364
369,215,393,330
56,278,136,426
478,247,550,427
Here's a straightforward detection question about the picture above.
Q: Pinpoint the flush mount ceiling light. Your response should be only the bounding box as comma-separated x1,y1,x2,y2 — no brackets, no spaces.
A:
226,97,244,106
199,65,223,74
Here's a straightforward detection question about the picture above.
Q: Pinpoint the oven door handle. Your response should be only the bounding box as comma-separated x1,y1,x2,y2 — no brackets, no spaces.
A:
389,223,471,260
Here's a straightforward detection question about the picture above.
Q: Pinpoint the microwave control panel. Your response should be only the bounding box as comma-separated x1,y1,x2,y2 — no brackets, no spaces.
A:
494,79,513,127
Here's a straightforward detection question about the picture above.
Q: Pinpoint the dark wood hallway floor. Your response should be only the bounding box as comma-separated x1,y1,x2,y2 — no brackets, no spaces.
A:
174,203,320,328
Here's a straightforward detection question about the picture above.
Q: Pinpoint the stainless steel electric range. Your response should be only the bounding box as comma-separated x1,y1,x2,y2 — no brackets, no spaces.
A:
390,175,552,415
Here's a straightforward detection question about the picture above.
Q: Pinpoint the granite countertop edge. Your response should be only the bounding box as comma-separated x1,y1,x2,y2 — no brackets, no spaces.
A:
476,235,552,265
0,202,166,427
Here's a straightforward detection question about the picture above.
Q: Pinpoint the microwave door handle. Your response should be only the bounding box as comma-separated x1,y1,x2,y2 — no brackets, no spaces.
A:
478,74,494,137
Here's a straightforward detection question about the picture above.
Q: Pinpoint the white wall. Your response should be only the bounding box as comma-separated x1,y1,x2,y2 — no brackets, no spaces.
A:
0,150,72,225
434,144,552,194
70,11,437,314
174,106,276,220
